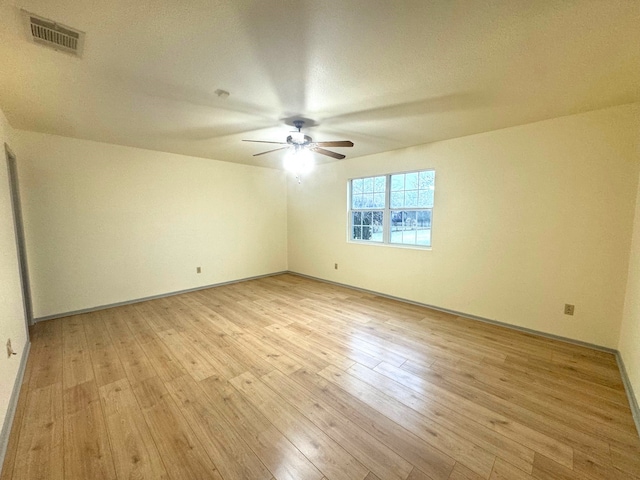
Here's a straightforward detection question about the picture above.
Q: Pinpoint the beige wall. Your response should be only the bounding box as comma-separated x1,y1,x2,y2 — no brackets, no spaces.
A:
13,131,288,319
621,149,640,411
288,104,640,349
0,110,28,450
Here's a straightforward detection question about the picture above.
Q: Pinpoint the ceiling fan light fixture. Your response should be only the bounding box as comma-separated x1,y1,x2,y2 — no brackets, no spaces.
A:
290,131,305,144
243,118,353,166
283,148,314,178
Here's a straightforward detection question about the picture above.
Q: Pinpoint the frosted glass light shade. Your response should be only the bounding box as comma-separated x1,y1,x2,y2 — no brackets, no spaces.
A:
283,148,314,176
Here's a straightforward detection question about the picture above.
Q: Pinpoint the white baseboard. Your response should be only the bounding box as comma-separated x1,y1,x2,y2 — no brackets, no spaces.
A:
616,352,640,438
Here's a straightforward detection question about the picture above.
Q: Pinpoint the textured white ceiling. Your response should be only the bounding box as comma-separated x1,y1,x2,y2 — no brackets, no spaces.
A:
1,0,639,168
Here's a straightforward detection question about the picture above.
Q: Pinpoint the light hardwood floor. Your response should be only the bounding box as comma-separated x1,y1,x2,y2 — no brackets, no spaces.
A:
2,273,639,480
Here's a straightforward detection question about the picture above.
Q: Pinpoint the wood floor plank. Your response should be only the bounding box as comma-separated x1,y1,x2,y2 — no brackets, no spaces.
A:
101,308,137,348
112,338,157,385
572,449,623,480
199,374,325,480
264,323,356,370
490,458,533,480
237,299,297,326
82,313,113,350
532,453,582,480
257,324,333,372
29,320,63,389
305,318,409,367
232,331,303,375
261,369,414,480
371,361,569,469
348,362,538,474
63,381,117,480
99,378,170,480
11,383,64,480
89,344,127,388
230,371,370,480
132,376,221,479
156,328,219,381
137,336,188,382
431,356,636,432
448,462,487,480
4,274,639,480
405,468,433,480
61,315,89,349
118,304,155,338
609,441,640,479
401,358,612,457
177,326,255,379
289,368,456,480
318,365,496,478
62,317,94,389
482,354,628,406
166,375,273,480
133,301,176,333
272,322,382,369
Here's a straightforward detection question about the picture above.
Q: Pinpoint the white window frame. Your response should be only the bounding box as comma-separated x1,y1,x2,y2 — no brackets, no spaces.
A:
348,169,435,249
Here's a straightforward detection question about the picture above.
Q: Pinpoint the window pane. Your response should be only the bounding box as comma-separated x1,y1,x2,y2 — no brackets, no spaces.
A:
417,190,429,207
419,170,435,188
404,190,418,208
374,176,386,192
352,210,383,242
390,191,404,209
352,178,363,195
371,211,383,241
405,172,418,190
417,210,432,227
391,174,404,191
418,187,434,208
390,210,431,247
416,229,431,246
418,171,435,207
391,211,403,229
363,177,374,193
355,192,384,210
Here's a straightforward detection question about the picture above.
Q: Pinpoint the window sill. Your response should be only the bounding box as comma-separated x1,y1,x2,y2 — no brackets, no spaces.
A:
347,240,432,251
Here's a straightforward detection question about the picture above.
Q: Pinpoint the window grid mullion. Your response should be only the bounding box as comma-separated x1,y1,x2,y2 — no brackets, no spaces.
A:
385,174,391,244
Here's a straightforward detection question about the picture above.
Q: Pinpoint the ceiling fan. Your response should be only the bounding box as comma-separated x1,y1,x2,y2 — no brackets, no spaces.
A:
243,120,354,160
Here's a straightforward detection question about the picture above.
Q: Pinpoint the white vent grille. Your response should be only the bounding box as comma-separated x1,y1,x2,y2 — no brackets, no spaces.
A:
22,11,85,57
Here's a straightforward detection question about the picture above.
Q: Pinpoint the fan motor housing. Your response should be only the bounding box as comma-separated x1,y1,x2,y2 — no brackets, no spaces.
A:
287,134,312,146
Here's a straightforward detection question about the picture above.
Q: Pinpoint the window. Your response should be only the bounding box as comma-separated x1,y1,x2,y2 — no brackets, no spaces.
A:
349,170,435,247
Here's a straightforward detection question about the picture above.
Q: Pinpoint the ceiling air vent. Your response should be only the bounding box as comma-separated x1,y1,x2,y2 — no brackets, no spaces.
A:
22,11,85,57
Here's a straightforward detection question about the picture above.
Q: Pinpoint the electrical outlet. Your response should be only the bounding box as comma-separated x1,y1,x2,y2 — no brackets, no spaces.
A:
334,263,338,270
197,267,201,274
6,338,14,358
564,304,575,316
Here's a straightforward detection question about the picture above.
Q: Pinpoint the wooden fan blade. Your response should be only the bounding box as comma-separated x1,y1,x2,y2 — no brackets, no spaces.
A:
253,147,288,157
314,141,354,148
243,140,288,144
311,147,346,160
